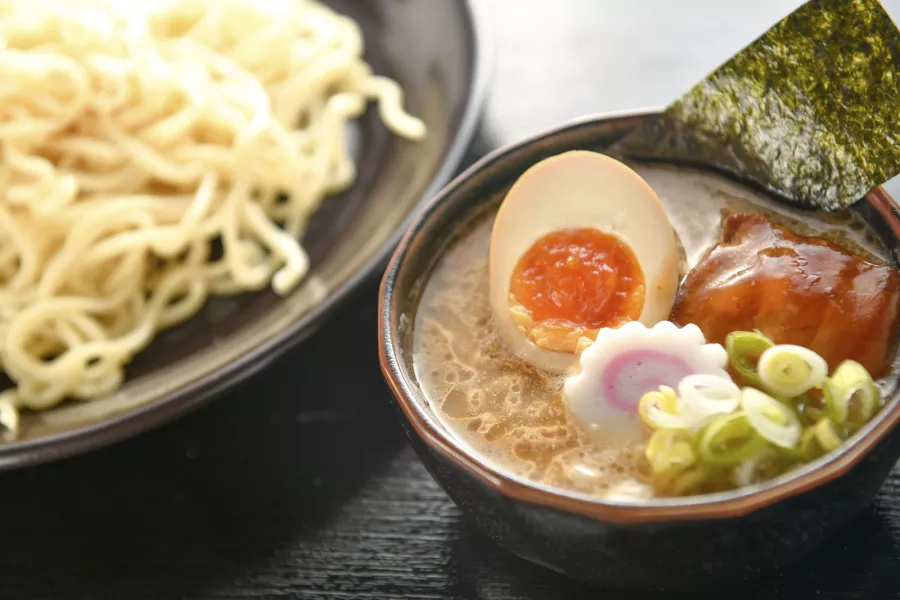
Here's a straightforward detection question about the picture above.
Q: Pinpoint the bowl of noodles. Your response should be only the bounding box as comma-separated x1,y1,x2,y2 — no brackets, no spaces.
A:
0,0,489,466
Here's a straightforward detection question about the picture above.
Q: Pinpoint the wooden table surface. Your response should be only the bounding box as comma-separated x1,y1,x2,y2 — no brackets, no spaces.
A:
7,1,900,598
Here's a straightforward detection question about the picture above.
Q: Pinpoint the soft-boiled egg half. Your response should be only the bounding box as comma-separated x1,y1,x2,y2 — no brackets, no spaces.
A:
489,150,679,372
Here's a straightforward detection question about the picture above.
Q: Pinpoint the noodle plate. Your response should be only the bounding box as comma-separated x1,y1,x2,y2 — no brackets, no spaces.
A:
0,0,425,433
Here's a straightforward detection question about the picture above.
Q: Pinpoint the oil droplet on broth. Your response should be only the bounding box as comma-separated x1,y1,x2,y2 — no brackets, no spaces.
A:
441,387,470,419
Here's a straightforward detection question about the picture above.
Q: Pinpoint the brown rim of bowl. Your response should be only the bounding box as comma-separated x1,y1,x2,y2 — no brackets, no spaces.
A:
379,108,900,524
0,0,493,472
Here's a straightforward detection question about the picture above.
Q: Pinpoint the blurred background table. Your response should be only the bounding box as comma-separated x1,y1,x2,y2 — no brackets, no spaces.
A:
6,1,900,598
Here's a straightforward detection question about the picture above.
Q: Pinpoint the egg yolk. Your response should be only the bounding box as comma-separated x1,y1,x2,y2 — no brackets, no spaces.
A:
508,228,645,353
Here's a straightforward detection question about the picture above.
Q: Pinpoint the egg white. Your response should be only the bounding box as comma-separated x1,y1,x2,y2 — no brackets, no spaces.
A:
488,150,680,372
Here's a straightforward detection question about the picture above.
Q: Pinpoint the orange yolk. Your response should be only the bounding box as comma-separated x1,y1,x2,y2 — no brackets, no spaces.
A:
508,228,645,353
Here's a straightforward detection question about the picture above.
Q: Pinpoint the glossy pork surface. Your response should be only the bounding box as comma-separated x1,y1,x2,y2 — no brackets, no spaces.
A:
671,213,900,377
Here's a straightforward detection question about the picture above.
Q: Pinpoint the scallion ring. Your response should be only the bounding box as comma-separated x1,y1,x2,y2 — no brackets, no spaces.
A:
638,386,692,429
664,464,710,496
813,417,843,452
823,360,879,430
801,404,826,426
645,428,696,474
741,387,802,449
796,426,824,461
732,449,779,488
696,411,768,467
758,344,828,397
726,331,774,387
678,374,741,417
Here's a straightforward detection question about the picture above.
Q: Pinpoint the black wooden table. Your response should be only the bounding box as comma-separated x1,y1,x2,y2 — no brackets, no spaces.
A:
7,1,900,598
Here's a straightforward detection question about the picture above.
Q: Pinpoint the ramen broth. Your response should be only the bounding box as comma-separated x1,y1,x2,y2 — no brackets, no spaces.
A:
412,164,898,501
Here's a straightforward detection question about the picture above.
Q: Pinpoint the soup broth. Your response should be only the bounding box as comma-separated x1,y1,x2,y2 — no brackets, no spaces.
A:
412,163,899,502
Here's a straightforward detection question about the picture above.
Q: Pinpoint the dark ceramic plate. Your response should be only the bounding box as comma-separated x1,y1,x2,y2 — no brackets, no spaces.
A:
380,110,900,588
0,0,490,470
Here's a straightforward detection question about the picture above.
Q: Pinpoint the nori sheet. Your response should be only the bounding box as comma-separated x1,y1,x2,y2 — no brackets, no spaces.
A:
611,0,900,211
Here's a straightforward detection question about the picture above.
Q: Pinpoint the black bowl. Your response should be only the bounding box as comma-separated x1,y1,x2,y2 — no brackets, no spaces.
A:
378,109,900,590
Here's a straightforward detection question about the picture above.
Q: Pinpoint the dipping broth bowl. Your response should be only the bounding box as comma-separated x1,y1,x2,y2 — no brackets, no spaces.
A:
378,109,900,589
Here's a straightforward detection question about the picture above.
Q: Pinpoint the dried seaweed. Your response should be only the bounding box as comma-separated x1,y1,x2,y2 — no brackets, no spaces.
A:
612,0,900,211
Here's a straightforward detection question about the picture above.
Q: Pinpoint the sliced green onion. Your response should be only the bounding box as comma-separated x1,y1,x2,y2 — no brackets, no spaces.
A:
813,417,842,452
659,385,678,412
795,418,844,459
741,388,802,449
678,374,741,417
696,411,768,467
726,330,774,386
732,449,780,488
645,429,696,474
823,360,879,431
661,464,711,496
758,345,828,397
639,386,691,429
799,402,825,426
796,426,824,461
638,332,881,497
